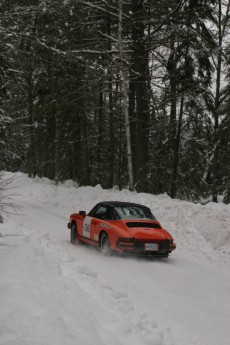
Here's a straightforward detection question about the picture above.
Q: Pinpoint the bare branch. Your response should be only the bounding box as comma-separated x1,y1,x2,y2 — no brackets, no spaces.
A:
0,174,22,223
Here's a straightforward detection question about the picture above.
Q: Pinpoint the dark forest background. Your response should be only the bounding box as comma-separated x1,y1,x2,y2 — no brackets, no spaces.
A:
0,0,230,203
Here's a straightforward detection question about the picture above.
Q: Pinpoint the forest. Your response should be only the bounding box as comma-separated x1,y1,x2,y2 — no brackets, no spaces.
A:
0,0,230,203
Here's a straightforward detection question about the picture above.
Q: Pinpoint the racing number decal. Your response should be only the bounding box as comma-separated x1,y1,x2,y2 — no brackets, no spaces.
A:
83,216,92,238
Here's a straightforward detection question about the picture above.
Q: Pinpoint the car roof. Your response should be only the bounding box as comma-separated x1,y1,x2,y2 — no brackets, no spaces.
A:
98,201,150,209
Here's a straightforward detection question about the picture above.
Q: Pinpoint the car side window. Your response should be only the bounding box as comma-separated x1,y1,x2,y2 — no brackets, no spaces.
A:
91,205,114,220
92,205,108,220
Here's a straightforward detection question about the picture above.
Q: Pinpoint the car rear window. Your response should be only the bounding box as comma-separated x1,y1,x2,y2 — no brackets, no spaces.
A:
114,205,155,220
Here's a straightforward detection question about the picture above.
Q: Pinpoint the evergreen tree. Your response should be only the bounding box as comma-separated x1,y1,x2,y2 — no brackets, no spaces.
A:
0,0,229,204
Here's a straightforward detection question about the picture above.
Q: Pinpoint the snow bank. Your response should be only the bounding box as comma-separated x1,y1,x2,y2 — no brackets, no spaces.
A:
10,172,230,256
0,172,230,345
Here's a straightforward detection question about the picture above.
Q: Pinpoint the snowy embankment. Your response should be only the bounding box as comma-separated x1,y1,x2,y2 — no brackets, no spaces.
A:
0,172,230,345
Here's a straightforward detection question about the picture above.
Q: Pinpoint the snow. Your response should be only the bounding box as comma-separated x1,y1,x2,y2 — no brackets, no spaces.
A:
0,172,230,345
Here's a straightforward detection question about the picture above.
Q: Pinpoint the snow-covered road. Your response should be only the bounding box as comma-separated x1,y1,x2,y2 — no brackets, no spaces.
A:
1,173,230,345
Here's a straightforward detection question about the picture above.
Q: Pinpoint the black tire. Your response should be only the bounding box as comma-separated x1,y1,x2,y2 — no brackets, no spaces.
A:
70,222,77,244
100,232,111,256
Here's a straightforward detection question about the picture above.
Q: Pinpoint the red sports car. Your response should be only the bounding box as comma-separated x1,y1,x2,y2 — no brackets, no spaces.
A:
68,201,176,257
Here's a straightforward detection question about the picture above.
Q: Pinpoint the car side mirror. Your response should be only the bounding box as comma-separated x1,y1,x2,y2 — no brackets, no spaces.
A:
79,210,86,217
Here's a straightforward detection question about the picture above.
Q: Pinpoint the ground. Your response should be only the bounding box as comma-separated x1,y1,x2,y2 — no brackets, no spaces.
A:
0,172,230,345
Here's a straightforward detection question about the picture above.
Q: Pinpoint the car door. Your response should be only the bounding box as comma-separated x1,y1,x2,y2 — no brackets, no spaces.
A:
87,205,111,242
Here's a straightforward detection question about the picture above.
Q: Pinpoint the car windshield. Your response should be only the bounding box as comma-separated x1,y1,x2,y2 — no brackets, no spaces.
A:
114,205,155,220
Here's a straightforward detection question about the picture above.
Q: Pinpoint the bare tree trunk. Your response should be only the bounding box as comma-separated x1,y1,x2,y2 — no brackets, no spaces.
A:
54,111,61,183
97,91,104,184
131,0,150,192
212,0,230,202
168,33,177,148
118,0,134,191
170,95,184,198
108,74,114,187
107,14,114,188
27,71,35,178
26,17,38,178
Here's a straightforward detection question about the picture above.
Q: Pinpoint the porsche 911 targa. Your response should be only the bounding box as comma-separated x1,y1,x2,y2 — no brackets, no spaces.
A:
68,201,176,257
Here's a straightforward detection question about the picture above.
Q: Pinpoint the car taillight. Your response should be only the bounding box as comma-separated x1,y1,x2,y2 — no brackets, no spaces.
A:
117,237,135,248
118,237,135,243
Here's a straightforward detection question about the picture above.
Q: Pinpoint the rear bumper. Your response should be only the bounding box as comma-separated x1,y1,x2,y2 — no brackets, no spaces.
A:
116,239,176,256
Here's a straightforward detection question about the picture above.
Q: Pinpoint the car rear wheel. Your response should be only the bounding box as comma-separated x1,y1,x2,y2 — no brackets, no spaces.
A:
100,232,111,256
70,222,77,244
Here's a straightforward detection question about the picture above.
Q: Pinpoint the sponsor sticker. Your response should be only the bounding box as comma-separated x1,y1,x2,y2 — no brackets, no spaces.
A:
83,216,92,238
100,222,111,229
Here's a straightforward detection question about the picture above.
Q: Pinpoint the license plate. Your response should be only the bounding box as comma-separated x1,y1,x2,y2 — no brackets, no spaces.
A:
145,243,159,251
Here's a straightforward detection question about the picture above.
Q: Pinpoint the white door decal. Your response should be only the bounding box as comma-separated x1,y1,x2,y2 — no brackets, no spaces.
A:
83,216,92,238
